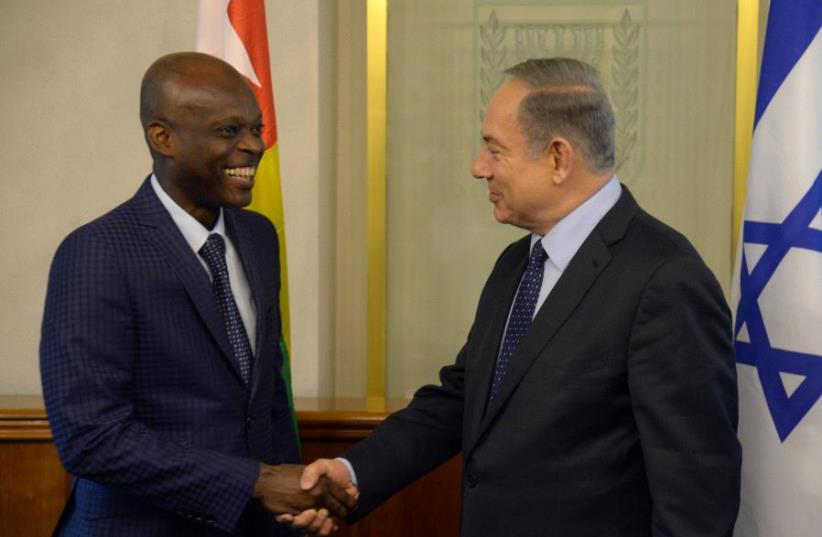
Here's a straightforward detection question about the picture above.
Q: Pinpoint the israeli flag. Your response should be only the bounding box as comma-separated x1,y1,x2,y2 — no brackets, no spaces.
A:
731,0,822,535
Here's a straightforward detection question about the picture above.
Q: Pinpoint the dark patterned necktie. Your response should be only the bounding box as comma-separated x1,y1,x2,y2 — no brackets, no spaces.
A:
199,233,252,385
489,241,548,400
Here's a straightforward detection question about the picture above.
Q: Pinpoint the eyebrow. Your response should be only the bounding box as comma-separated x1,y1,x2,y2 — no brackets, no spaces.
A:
482,133,507,150
207,113,263,127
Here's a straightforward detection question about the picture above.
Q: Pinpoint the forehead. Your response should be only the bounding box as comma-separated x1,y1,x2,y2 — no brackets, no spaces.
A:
165,76,260,122
482,79,530,142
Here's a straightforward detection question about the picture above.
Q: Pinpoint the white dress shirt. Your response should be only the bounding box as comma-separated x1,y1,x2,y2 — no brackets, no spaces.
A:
151,175,257,353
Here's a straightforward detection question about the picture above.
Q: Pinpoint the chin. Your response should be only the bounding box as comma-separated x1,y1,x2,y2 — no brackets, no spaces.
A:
493,208,512,225
223,195,253,209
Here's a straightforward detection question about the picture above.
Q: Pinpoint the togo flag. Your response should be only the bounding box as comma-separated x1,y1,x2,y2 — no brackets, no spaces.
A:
731,0,822,535
196,0,296,426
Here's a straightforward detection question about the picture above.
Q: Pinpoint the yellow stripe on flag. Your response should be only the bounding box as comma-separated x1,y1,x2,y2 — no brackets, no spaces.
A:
248,144,290,356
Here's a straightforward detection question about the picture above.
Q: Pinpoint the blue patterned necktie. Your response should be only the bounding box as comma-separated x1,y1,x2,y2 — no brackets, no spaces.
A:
489,240,548,400
199,234,252,385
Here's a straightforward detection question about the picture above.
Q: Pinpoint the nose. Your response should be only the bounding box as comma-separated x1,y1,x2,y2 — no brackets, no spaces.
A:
238,129,265,156
471,148,492,180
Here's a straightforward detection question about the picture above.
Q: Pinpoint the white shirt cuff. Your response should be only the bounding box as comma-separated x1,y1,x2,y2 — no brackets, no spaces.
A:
335,457,358,486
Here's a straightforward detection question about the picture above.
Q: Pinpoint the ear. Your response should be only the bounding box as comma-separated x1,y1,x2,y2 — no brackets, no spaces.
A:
546,136,575,185
145,120,175,157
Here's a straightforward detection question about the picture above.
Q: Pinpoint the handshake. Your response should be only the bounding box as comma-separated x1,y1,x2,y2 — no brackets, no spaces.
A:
254,458,356,536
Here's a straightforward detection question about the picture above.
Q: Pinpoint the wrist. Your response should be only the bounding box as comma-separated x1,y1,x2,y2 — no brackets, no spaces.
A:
252,463,276,500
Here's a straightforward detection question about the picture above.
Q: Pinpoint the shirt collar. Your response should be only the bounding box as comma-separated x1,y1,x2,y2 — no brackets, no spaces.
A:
531,176,621,272
150,174,226,253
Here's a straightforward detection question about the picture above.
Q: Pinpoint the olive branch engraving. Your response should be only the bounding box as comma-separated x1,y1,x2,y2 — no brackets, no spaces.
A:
480,10,507,121
612,9,639,172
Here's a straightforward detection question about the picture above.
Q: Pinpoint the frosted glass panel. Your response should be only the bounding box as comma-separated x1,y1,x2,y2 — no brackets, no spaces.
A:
386,0,736,398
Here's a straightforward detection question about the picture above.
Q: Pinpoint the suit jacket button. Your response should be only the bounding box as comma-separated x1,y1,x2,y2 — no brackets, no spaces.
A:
466,474,478,488
246,416,254,428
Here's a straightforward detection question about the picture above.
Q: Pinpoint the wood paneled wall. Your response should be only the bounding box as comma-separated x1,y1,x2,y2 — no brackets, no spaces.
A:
0,397,461,537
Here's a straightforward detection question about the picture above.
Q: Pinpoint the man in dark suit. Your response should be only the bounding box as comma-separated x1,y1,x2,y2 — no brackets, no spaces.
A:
290,58,741,536
40,52,352,536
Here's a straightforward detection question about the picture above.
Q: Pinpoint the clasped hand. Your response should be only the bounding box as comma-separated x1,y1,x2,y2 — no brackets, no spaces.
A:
253,462,357,535
271,459,358,536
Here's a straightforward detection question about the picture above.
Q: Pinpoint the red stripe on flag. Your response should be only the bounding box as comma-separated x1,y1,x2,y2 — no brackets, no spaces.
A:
227,0,277,148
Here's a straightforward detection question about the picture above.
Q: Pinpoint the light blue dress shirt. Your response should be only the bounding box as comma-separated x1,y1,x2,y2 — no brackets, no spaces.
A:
526,175,621,317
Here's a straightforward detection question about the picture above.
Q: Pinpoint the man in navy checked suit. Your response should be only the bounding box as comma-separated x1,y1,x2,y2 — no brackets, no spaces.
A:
40,52,353,536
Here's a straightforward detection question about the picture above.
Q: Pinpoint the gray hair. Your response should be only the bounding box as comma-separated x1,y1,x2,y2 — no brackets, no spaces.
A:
504,58,615,170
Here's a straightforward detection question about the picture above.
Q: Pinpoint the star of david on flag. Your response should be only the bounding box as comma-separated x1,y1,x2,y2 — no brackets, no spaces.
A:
731,1,822,535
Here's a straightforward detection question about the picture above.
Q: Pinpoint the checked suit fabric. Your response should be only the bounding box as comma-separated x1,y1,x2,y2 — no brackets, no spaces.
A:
489,240,547,400
199,233,253,385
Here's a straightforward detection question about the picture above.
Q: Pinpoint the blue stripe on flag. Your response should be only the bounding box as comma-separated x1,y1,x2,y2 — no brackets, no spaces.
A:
754,0,822,126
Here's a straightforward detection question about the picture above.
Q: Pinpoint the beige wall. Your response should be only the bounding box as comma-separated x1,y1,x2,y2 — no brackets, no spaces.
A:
0,0,752,400
0,0,332,396
383,0,739,398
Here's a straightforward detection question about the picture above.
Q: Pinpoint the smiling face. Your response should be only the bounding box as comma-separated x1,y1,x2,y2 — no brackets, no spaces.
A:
144,55,264,229
471,79,559,234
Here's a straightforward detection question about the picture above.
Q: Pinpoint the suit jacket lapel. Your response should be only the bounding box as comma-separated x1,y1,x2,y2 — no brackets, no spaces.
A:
464,238,529,448
465,186,639,457
224,209,268,400
472,235,611,449
134,178,247,386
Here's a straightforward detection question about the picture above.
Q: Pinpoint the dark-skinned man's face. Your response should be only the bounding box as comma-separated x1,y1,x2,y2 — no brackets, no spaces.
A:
162,76,264,227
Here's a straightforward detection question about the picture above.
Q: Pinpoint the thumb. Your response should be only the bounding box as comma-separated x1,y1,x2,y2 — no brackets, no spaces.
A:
300,459,328,490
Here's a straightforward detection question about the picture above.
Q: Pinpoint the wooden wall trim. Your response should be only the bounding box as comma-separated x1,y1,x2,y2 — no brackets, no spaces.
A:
0,396,51,441
0,419,52,441
0,396,398,442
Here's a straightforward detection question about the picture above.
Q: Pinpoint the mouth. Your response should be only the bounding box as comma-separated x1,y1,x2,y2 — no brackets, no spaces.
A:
488,191,501,202
224,166,256,188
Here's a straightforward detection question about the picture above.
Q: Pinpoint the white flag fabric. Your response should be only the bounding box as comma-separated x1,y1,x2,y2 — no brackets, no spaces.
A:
731,1,822,535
